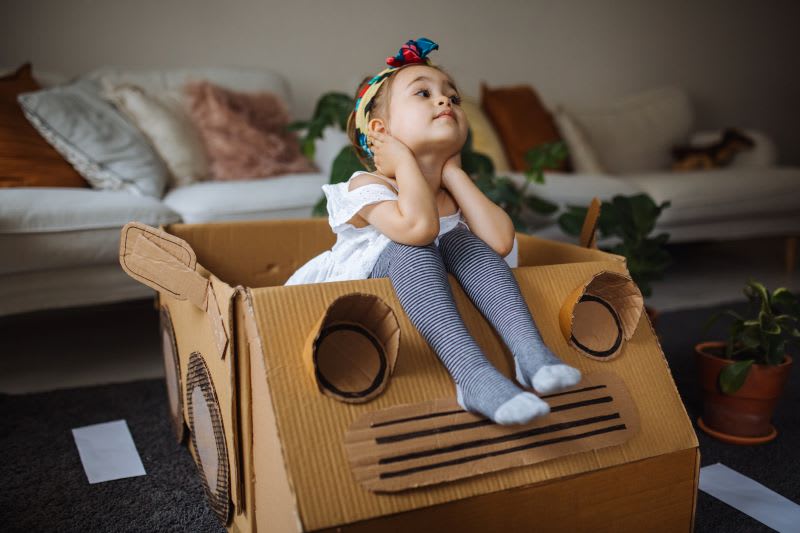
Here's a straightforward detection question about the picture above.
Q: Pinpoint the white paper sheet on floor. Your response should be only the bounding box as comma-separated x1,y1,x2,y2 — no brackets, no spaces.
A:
699,463,800,533
72,419,146,484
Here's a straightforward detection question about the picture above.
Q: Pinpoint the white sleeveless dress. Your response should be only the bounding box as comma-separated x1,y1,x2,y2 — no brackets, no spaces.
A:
284,171,469,286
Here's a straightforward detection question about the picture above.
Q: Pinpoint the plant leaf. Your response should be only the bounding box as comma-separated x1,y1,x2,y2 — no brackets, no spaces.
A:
746,279,771,314
771,287,795,307
759,310,781,335
719,359,755,394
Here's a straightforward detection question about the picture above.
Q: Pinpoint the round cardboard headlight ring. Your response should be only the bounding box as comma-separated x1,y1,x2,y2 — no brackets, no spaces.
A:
559,271,644,361
304,292,400,403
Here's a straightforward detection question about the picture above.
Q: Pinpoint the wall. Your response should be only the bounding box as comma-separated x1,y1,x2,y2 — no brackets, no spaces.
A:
2,0,798,164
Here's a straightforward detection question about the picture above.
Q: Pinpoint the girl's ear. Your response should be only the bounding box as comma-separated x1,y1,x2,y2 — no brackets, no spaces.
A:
368,118,388,135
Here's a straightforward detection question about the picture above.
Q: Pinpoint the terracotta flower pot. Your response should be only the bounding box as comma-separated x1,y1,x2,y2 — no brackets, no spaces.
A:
695,341,793,444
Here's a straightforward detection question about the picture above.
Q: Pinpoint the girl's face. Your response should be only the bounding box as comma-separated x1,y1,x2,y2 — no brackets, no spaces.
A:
378,65,469,158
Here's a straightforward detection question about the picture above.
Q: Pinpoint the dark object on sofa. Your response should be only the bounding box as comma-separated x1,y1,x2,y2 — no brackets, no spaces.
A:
671,127,755,171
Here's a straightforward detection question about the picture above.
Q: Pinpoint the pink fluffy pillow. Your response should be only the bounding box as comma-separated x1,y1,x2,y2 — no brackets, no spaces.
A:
184,81,317,181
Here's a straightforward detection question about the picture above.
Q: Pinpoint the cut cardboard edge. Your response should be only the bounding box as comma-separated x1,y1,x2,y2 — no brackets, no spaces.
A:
243,288,304,533
579,197,602,249
129,220,246,519
119,221,207,308
559,270,644,360
303,292,401,404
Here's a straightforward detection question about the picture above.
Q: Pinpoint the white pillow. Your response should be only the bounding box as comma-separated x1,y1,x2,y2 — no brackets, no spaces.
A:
567,86,694,175
17,78,169,197
687,129,777,168
101,80,211,188
312,126,350,179
552,105,607,174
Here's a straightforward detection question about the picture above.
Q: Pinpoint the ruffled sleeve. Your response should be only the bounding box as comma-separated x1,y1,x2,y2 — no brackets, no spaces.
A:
324,181,399,233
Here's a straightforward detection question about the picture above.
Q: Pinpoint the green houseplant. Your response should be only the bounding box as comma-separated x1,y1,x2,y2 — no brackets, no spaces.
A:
695,280,797,444
556,194,673,323
288,91,560,226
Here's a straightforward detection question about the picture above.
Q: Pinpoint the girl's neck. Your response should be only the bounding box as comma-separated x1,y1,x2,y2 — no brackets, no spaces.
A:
412,151,447,191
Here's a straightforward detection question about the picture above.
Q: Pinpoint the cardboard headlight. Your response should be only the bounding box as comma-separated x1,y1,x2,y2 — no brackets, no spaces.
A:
559,271,644,360
304,292,400,403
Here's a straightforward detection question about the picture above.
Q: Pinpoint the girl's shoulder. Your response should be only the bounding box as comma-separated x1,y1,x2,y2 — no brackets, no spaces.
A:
346,171,399,194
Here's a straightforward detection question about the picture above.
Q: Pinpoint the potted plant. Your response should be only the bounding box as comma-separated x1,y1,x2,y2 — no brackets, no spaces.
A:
470,140,564,233
288,91,560,224
557,194,673,324
696,280,797,444
286,91,362,217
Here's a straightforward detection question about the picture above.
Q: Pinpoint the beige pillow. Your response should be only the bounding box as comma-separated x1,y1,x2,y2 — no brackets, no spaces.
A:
568,86,693,174
553,105,607,174
460,95,511,173
101,80,210,188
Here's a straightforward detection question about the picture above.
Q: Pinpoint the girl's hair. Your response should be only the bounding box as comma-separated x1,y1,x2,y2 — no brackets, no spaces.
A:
346,63,454,172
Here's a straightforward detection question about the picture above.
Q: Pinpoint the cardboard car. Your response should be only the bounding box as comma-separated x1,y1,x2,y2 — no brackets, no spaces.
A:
119,215,699,532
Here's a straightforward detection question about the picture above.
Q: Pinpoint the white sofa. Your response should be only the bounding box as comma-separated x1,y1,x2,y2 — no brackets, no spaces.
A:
1,66,798,317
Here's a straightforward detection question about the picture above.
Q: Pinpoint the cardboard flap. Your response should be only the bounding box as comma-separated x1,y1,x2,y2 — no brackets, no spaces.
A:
579,197,602,249
344,370,639,493
119,222,208,310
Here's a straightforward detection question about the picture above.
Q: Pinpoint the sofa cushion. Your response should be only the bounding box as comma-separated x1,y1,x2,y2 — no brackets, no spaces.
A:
480,82,568,173
0,63,89,189
184,80,316,181
621,167,800,226
505,171,645,231
163,172,328,223
568,86,693,175
508,171,644,208
460,95,511,172
17,78,170,197
100,81,211,188
83,66,294,114
312,126,350,179
552,105,607,175
0,188,181,275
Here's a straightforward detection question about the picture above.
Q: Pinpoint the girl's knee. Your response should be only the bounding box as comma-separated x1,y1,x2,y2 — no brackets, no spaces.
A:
439,224,484,251
394,240,438,260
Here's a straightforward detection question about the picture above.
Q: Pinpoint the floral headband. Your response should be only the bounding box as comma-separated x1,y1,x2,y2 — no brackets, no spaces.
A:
354,37,440,160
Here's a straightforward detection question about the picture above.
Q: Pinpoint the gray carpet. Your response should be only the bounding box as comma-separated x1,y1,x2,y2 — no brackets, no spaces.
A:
1,300,797,532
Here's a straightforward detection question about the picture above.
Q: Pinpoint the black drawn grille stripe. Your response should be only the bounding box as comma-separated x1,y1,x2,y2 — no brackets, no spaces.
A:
370,385,608,429
378,424,628,479
378,413,622,465
375,396,614,444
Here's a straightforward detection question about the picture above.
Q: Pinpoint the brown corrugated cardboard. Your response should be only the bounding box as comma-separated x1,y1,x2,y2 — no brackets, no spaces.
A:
119,217,699,532
343,370,639,492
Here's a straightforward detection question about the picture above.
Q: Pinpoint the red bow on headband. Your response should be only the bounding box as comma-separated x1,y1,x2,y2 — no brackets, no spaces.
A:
386,37,439,68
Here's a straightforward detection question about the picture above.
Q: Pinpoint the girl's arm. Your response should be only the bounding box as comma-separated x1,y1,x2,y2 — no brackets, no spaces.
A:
356,132,439,245
442,160,515,256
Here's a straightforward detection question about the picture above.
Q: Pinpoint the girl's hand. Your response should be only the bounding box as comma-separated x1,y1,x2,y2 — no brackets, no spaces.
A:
369,131,415,178
441,151,463,189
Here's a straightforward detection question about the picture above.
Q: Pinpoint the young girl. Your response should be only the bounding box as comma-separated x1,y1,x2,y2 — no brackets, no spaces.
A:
285,38,581,425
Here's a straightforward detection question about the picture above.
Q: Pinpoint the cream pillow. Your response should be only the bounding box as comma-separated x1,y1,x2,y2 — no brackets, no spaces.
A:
568,86,693,175
101,80,210,188
553,105,607,174
460,95,511,173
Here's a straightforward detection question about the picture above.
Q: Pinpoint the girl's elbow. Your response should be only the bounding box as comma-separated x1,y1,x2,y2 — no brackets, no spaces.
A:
495,235,515,257
418,226,442,246
408,219,440,246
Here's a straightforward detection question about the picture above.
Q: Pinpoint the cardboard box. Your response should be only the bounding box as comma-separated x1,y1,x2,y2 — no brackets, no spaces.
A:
119,218,699,532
